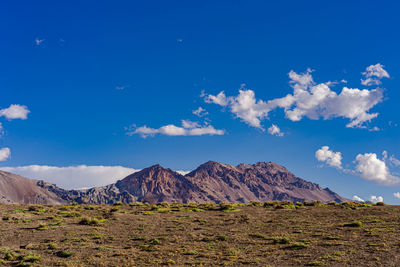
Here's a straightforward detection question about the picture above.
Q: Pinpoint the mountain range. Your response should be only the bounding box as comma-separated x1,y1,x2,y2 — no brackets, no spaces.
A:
0,161,347,204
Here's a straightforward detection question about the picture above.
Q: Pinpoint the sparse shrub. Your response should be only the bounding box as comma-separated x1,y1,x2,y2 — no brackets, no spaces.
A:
308,261,325,266
56,251,74,258
312,200,323,207
110,208,120,212
264,201,278,207
79,217,100,225
164,259,176,265
199,202,218,210
17,253,41,263
185,202,198,208
36,223,49,230
4,252,15,261
140,211,155,215
250,233,268,240
276,203,296,209
149,238,161,245
219,203,234,210
113,202,124,206
303,201,314,206
272,236,291,244
326,201,338,206
216,235,227,241
375,202,385,206
129,202,144,207
249,200,263,207
183,250,197,255
289,242,310,249
344,221,362,227
48,242,57,250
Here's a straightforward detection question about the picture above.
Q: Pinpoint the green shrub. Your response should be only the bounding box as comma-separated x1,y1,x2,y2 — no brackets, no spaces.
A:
272,236,291,244
264,201,277,207
249,200,263,207
79,217,100,225
17,253,41,263
289,242,310,249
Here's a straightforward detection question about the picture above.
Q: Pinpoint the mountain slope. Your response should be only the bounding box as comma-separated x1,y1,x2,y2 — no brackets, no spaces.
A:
66,161,346,204
0,170,68,204
0,161,347,204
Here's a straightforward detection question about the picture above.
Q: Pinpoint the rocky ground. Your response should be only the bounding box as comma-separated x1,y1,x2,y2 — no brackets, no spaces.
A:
0,201,399,266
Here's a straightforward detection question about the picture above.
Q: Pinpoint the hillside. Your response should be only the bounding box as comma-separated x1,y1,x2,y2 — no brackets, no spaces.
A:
0,171,67,204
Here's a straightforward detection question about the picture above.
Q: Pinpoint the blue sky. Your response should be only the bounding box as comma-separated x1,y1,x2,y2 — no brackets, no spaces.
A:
1,0,400,203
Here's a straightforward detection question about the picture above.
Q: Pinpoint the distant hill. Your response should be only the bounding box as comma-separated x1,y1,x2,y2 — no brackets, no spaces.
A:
0,170,67,204
0,161,347,204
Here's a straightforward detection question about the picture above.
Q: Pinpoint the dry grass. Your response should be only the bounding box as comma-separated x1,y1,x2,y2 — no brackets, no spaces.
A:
0,201,399,266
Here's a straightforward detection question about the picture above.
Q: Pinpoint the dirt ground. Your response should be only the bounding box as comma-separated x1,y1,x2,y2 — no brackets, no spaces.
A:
0,201,399,266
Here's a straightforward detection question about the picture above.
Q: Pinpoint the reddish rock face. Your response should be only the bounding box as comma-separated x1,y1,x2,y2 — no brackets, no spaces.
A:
0,161,348,204
74,161,347,204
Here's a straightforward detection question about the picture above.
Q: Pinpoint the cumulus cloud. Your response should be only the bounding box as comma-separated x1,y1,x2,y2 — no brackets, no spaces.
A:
268,124,283,137
126,120,224,138
316,147,400,186
0,165,138,190
352,195,365,202
355,153,400,186
0,148,10,162
0,104,30,120
361,63,390,86
204,65,385,129
315,146,343,169
192,107,208,117
393,192,400,199
368,195,384,203
205,91,229,107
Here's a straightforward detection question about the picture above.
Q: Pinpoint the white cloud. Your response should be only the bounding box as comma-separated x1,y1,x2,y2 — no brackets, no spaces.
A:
268,124,283,137
361,63,390,86
192,107,208,117
0,122,3,136
205,88,269,129
390,155,400,166
205,91,229,107
0,104,30,120
368,195,384,204
205,66,385,129
0,148,10,162
127,120,225,138
35,38,44,46
315,146,343,169
382,151,400,166
394,192,400,199
352,195,365,202
0,165,138,190
355,153,400,186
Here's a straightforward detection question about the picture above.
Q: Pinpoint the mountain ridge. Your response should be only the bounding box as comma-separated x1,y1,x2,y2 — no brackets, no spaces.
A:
0,161,347,204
